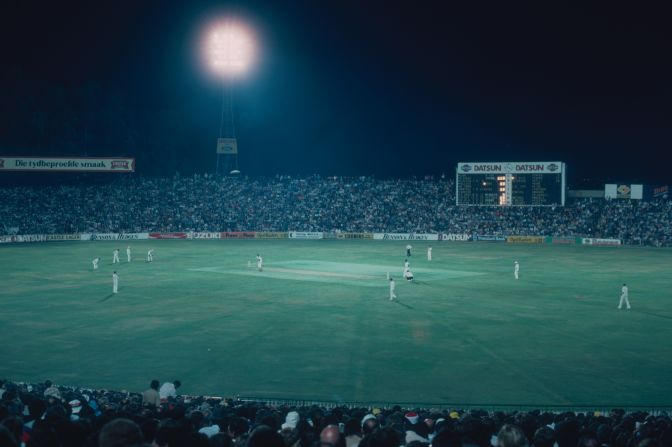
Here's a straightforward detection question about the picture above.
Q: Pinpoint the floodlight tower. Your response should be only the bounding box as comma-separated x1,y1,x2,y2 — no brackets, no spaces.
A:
205,20,256,174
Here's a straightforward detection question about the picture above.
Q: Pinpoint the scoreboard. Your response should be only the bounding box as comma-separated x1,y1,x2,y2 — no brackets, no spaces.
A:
456,162,565,206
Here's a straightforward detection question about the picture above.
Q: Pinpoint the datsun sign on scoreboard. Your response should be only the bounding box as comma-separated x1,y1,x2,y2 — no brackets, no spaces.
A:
456,162,565,206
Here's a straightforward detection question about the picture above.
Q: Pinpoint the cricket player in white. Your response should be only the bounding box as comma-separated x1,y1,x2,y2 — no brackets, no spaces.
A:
404,259,409,275
618,283,631,309
112,249,120,264
514,261,519,280
112,271,118,294
406,244,412,257
147,249,154,262
389,277,396,300
256,254,263,271
427,247,432,261
126,246,131,262
404,267,414,282
92,257,100,270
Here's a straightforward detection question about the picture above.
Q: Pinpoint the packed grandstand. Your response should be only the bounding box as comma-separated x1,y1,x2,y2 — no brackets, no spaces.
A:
0,175,670,247
0,379,670,447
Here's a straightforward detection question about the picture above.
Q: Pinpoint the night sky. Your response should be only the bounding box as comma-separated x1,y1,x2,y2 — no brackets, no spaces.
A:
2,1,671,186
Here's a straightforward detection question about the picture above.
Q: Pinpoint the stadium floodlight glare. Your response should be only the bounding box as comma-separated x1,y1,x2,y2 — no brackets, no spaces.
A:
206,21,256,78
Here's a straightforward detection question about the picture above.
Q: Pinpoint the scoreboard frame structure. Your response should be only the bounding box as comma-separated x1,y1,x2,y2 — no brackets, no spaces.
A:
456,161,566,206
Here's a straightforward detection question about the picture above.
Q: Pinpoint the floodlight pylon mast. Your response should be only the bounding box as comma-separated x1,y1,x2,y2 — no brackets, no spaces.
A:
206,19,255,175
215,83,239,174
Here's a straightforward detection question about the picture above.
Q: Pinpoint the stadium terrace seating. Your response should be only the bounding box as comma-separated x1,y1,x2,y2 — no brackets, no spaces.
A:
0,379,670,447
1,175,670,246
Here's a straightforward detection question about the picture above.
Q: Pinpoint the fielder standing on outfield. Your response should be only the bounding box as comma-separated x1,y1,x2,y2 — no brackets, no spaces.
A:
147,249,154,262
126,245,132,262
389,277,396,300
618,283,631,309
427,246,432,261
112,271,119,294
92,257,100,270
256,254,263,271
514,261,519,280
113,248,120,264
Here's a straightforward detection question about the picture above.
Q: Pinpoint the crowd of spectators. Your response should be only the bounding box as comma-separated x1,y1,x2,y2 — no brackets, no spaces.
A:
1,379,669,447
0,175,670,246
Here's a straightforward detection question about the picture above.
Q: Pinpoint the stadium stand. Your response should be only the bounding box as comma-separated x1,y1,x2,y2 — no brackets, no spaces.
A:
1,175,670,246
0,379,670,447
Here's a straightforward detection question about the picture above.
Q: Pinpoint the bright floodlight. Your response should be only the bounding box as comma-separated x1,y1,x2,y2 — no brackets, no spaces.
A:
206,21,256,78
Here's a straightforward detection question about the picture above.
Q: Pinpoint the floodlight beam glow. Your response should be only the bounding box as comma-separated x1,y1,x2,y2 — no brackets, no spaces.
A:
205,21,256,78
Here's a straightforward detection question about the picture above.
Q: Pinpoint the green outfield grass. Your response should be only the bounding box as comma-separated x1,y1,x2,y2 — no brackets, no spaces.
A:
1,240,671,407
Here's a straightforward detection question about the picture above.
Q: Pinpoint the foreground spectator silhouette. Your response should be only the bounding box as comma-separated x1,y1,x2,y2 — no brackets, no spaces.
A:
247,425,284,447
497,424,529,447
321,424,346,447
99,418,144,447
142,380,161,408
159,380,181,400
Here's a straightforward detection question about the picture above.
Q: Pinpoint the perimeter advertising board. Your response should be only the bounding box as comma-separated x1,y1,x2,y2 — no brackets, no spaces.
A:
220,232,255,239
83,233,148,241
255,232,287,239
582,238,621,246
336,233,373,239
373,233,439,241
149,232,188,239
289,231,324,239
46,234,81,241
190,232,221,239
439,233,471,241
0,235,47,243
545,236,579,245
506,236,544,244
472,235,506,242
0,157,135,172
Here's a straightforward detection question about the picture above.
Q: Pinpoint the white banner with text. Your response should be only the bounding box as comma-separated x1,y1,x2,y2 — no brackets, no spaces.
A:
81,233,149,241
373,233,439,241
0,156,135,172
288,231,324,239
581,238,621,246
